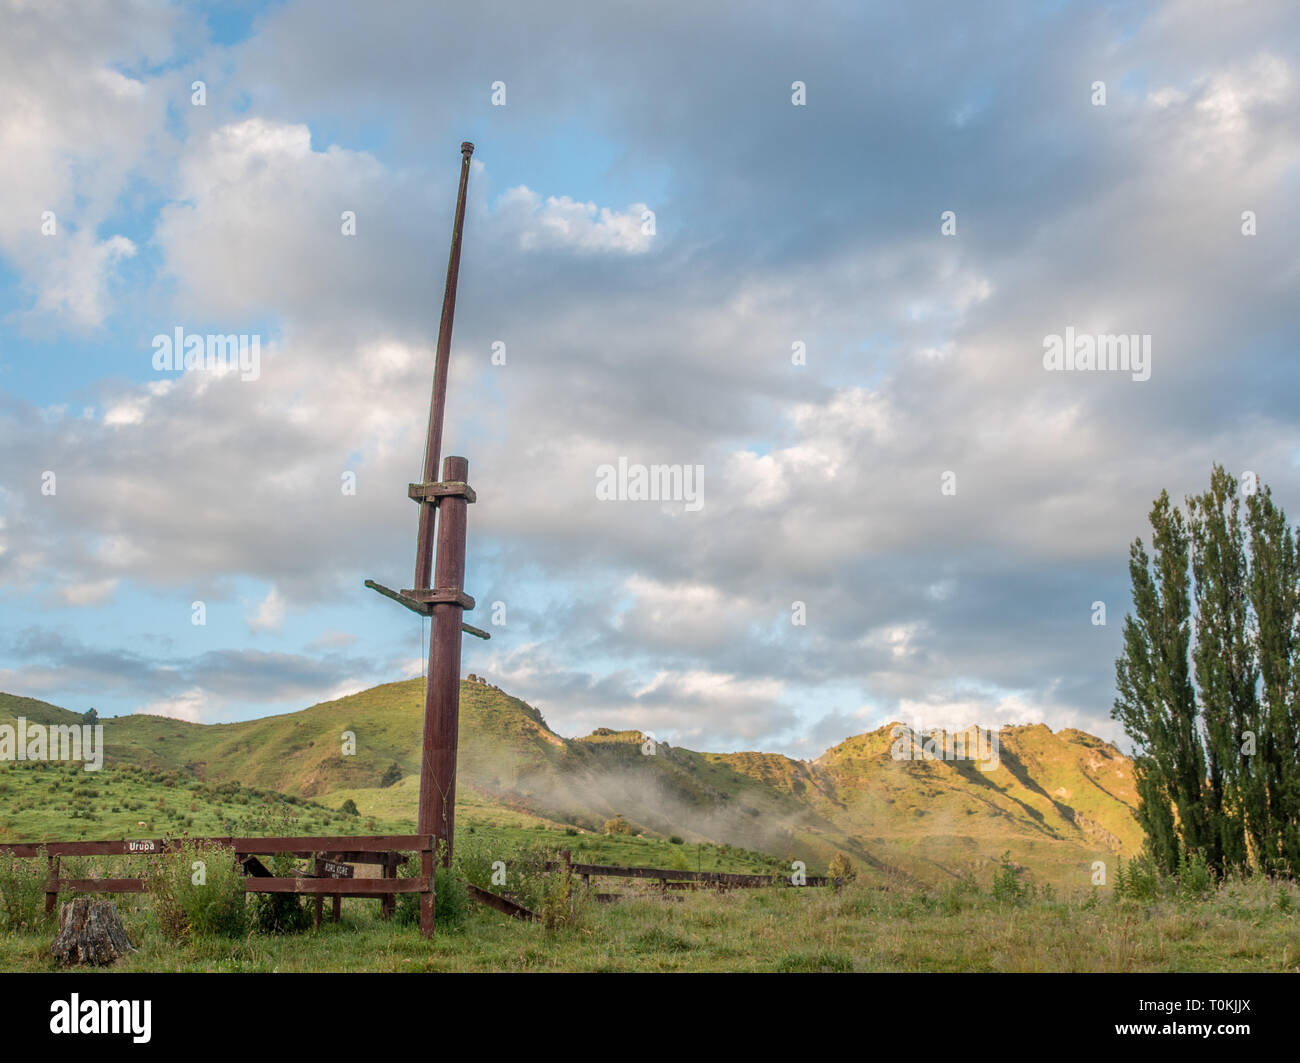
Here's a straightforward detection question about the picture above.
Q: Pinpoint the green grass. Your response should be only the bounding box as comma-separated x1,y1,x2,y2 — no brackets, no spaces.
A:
0,760,398,841
4,873,1297,972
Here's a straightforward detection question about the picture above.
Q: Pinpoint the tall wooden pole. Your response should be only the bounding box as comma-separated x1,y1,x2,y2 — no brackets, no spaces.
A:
414,141,474,592
423,455,470,856
365,142,482,936
414,143,475,935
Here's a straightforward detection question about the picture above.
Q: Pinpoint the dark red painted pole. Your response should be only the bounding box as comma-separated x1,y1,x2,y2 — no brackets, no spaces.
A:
418,454,471,933
412,142,474,936
414,142,474,592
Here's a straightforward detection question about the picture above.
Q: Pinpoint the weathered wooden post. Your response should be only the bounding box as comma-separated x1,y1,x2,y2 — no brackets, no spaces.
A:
420,453,473,862
366,141,487,937
45,853,59,915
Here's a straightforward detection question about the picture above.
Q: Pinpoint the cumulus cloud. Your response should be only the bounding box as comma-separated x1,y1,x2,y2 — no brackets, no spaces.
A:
247,586,287,633
0,1,177,331
494,187,653,254
1,0,1298,755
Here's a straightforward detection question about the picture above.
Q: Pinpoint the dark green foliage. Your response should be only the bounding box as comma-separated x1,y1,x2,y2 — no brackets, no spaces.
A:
1115,466,1300,877
1113,854,1162,902
0,847,50,931
394,843,470,930
143,842,248,940
991,852,1030,904
249,855,312,935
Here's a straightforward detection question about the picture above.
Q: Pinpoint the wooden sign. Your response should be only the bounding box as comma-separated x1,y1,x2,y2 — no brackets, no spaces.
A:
315,858,354,879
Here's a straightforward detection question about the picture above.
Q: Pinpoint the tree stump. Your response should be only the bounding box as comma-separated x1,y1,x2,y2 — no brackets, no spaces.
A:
51,898,133,967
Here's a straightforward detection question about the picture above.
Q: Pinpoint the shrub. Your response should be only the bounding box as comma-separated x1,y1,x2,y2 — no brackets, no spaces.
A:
538,864,585,931
249,852,312,935
143,842,247,941
1176,849,1216,900
604,815,633,836
394,844,470,930
0,848,50,931
991,852,1030,904
828,852,857,884
1114,854,1162,903
340,799,359,817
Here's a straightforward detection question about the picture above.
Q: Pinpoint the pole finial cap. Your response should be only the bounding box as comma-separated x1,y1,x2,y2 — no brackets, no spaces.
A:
461,141,475,156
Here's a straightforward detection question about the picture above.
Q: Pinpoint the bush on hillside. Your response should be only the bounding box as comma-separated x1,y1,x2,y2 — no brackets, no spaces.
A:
828,852,857,884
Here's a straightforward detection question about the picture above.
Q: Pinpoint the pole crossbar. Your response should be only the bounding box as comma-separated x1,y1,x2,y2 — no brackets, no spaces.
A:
363,580,489,639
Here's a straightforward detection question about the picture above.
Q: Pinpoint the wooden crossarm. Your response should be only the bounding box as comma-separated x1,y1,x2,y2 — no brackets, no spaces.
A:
408,480,476,503
364,579,489,638
400,587,476,610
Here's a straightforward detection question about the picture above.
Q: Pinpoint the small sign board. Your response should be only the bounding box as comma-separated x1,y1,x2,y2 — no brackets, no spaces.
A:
315,858,354,879
126,839,162,854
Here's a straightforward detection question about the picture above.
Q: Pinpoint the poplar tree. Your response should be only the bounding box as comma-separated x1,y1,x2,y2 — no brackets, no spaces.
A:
1113,490,1205,874
1244,484,1300,871
1115,467,1300,877
1187,466,1251,872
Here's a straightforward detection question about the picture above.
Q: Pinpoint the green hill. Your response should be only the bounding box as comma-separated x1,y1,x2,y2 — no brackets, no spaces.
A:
0,682,1141,886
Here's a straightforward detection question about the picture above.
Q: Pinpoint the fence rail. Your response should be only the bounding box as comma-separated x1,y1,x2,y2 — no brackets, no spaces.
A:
545,854,838,891
0,834,429,859
0,834,435,932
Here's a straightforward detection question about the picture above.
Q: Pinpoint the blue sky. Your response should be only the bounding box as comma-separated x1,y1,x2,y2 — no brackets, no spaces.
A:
1,0,1297,756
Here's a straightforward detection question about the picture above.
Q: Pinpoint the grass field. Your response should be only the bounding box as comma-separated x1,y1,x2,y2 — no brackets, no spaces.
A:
3,870,1297,973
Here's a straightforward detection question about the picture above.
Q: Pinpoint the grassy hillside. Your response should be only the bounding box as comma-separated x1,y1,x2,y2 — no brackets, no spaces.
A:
0,682,1141,886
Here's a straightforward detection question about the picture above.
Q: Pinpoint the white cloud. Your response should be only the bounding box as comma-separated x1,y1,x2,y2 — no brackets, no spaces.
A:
58,578,120,607
140,687,209,723
248,586,287,633
0,2,174,330
494,186,653,254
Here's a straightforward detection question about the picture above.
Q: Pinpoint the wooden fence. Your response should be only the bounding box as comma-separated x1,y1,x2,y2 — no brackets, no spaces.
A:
546,851,838,900
0,834,433,932
1,837,835,931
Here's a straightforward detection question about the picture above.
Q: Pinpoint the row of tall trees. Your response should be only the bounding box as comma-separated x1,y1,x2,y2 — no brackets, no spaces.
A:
1114,465,1300,876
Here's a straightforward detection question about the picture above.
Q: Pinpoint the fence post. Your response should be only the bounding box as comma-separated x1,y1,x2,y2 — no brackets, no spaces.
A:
381,852,396,920
44,853,59,915
312,851,323,928
419,836,436,937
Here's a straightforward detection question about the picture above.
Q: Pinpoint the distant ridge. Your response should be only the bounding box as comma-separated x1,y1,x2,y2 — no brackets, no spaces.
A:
0,680,1141,886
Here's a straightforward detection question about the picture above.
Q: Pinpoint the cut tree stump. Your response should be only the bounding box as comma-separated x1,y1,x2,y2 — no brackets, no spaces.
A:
51,897,133,967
